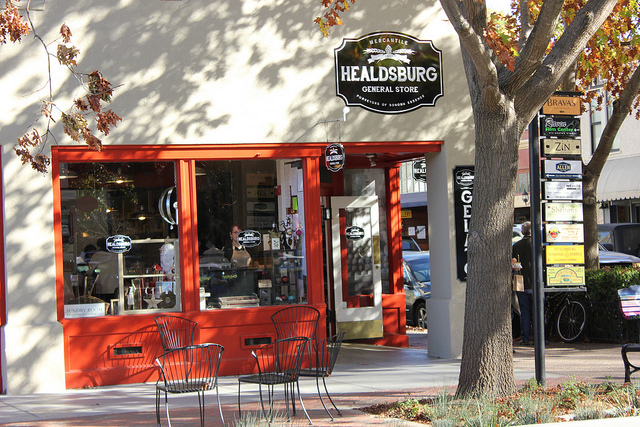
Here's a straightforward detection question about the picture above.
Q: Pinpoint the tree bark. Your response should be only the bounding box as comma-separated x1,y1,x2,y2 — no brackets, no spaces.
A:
439,0,618,398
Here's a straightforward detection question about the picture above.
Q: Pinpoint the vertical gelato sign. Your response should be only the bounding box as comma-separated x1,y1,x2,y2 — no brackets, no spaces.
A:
335,32,443,114
453,166,474,281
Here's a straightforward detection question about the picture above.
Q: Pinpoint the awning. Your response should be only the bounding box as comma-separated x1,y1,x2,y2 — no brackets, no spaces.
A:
401,192,428,208
597,156,640,202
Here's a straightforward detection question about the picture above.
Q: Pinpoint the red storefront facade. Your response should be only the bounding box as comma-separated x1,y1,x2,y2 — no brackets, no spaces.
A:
52,141,440,388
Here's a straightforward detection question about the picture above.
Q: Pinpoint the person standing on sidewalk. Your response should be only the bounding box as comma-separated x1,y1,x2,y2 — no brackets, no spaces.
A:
512,221,533,345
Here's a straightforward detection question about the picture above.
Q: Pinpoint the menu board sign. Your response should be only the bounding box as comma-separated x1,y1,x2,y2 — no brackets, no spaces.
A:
542,138,582,157
546,266,586,287
545,202,583,222
546,245,585,264
542,95,581,116
543,160,582,179
540,116,581,138
544,181,583,200
545,223,584,243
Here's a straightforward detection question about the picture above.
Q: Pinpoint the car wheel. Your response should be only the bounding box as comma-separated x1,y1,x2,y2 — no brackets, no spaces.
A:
414,301,427,329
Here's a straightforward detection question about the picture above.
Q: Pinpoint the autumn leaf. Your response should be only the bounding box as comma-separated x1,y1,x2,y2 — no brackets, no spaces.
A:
0,0,30,44
60,23,72,43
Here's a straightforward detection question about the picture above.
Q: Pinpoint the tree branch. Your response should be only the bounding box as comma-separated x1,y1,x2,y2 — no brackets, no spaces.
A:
514,0,618,115
504,0,564,94
439,0,501,106
586,65,640,176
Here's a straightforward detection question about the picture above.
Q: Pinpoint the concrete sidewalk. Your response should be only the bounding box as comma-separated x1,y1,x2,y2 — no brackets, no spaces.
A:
0,331,638,426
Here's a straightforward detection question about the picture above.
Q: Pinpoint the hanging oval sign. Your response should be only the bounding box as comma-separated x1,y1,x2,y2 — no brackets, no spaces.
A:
325,143,345,172
106,235,132,254
238,230,262,248
345,226,366,240
413,160,427,182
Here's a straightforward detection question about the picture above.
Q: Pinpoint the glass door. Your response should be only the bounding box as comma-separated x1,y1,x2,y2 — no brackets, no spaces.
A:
330,195,383,340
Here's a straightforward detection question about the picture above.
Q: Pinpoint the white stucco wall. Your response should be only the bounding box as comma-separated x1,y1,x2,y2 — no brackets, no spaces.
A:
0,0,473,392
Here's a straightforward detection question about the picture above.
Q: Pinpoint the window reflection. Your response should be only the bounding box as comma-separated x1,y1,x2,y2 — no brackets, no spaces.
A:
196,160,307,308
60,162,179,317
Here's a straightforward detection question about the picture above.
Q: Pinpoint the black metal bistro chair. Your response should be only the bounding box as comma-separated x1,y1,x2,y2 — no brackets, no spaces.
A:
299,332,345,420
154,314,197,351
271,306,320,367
155,343,225,426
238,337,312,424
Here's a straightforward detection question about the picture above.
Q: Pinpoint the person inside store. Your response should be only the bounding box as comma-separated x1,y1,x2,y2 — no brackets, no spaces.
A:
222,224,260,298
512,221,533,346
224,224,253,268
89,238,120,301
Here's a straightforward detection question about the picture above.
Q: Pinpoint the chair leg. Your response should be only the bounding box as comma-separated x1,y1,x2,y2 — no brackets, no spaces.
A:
197,391,205,427
296,380,313,425
156,388,162,426
315,376,333,420
163,390,172,427
258,383,270,422
216,385,225,426
322,376,341,416
237,382,242,419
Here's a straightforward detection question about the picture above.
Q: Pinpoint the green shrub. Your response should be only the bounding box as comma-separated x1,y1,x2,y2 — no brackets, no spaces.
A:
586,267,640,342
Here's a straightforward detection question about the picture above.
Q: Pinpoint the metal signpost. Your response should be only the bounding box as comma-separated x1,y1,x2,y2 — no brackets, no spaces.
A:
530,92,584,385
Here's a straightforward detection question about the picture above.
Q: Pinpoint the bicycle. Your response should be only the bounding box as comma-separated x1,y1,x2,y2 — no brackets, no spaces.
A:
544,289,589,343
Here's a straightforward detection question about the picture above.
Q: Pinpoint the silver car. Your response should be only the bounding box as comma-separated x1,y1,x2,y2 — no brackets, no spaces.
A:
404,251,431,329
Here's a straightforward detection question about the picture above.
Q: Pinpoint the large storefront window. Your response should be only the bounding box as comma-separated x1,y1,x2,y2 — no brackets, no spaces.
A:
196,159,307,309
60,162,179,317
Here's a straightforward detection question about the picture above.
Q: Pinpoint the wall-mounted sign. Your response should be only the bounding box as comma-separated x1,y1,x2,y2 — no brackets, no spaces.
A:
334,32,443,114
540,116,581,138
412,160,427,182
542,95,581,116
546,245,585,264
542,138,582,157
345,225,366,240
544,181,583,200
238,230,261,248
546,266,586,287
453,166,474,281
543,159,582,179
545,202,583,221
106,235,132,254
325,143,345,172
545,223,584,243
64,303,107,318
401,209,412,219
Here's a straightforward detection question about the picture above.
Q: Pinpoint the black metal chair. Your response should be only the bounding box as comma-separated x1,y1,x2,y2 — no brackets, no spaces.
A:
154,314,197,351
155,343,225,426
299,332,344,420
238,337,312,424
271,306,320,368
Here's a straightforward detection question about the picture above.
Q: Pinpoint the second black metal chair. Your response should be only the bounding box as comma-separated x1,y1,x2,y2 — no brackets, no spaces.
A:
299,332,345,420
155,343,225,426
154,314,197,351
238,337,312,424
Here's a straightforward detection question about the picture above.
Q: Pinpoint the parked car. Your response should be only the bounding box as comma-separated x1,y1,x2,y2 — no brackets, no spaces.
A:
403,251,431,328
598,242,640,268
402,235,422,252
598,223,640,257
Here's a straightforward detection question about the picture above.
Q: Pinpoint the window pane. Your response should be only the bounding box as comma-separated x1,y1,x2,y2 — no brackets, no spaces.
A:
60,162,179,317
196,159,307,308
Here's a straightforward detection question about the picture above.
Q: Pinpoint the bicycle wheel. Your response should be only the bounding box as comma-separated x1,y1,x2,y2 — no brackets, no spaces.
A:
556,299,586,343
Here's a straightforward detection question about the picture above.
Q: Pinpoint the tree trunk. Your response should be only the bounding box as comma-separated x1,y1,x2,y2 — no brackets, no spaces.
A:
456,101,521,398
